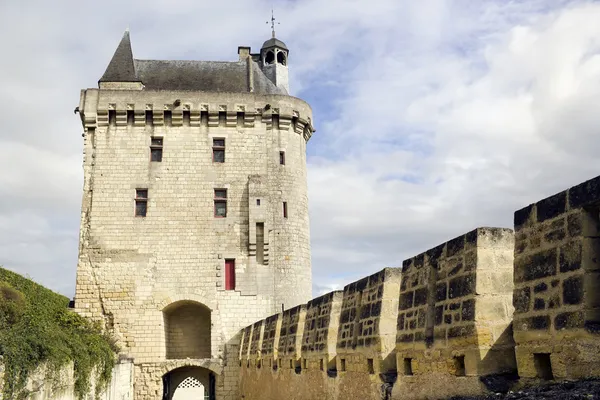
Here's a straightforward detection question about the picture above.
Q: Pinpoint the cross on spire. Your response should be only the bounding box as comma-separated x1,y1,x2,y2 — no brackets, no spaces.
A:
267,8,280,38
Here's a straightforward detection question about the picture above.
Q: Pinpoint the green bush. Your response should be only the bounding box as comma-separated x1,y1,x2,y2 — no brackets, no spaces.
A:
0,267,118,400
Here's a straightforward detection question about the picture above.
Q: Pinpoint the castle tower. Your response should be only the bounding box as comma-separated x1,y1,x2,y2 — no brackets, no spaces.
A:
73,30,315,400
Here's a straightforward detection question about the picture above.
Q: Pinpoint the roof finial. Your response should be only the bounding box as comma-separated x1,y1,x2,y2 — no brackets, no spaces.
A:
266,8,280,38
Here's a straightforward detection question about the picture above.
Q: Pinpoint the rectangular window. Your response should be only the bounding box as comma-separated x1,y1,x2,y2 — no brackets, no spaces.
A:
135,189,148,217
283,202,288,218
279,151,285,165
214,189,227,217
225,259,235,290
213,138,225,162
150,137,163,162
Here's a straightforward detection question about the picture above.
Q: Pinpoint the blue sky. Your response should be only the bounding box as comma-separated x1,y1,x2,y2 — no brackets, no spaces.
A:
0,0,599,297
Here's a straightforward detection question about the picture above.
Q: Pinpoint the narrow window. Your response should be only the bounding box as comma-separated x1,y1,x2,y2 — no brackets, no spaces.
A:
403,358,413,376
213,138,225,163
453,355,466,376
145,110,153,126
256,223,265,265
289,360,293,369
302,359,307,370
533,353,553,380
135,189,148,217
367,358,375,374
150,137,163,162
283,202,288,218
164,110,172,126
214,189,227,217
256,199,261,206
108,110,116,125
320,359,324,371
340,359,346,372
225,259,235,290
279,151,285,165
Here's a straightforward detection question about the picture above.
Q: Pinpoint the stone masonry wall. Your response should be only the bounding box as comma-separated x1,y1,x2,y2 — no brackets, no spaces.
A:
0,358,134,400
236,229,516,400
74,89,314,400
235,174,600,400
394,228,515,400
513,175,600,380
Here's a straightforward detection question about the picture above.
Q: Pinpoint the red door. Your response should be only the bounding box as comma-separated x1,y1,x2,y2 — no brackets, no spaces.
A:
225,259,235,290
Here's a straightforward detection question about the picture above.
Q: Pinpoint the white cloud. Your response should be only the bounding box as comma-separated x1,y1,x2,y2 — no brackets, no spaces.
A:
0,0,599,298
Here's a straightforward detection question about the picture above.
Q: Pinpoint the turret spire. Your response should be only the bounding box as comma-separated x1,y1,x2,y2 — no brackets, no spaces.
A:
99,30,137,83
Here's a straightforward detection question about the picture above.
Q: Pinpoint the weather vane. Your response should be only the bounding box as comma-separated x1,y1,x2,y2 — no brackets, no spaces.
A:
266,8,280,38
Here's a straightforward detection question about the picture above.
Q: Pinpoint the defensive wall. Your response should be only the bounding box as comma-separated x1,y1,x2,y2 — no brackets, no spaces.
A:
236,174,600,400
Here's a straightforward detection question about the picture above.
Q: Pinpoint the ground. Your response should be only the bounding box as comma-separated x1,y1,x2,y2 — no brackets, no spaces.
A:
451,379,600,400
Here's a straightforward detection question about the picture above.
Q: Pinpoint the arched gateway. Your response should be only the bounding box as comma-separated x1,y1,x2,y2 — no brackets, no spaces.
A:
162,366,215,400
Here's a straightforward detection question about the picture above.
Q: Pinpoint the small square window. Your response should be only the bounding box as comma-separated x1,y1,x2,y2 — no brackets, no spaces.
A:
213,138,225,163
150,137,163,162
135,189,148,217
256,199,261,206
214,189,227,217
279,151,285,165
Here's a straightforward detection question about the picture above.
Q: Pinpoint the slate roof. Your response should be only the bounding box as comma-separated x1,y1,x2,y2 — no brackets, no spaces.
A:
262,37,289,51
99,30,286,95
99,30,138,82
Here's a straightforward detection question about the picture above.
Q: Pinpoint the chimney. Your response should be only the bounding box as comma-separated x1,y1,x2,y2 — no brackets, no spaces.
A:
238,46,251,61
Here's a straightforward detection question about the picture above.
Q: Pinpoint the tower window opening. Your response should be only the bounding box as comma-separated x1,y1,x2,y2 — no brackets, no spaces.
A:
225,259,235,290
214,189,227,217
277,51,286,65
135,189,148,217
150,137,163,162
126,110,134,125
279,151,285,165
108,110,116,125
164,110,172,126
213,138,225,163
183,110,191,126
265,50,275,64
256,199,261,206
283,202,288,218
145,110,153,126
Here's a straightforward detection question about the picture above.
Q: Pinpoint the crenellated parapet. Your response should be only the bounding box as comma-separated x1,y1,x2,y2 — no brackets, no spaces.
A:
78,89,315,141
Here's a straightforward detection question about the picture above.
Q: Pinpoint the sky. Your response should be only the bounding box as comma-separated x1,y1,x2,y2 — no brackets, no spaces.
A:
0,0,599,298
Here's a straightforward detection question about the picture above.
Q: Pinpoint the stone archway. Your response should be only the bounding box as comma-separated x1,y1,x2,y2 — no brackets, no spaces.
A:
163,300,211,359
163,366,215,400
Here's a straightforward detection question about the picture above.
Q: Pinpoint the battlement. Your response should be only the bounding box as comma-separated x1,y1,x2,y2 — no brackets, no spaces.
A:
78,89,315,141
235,174,600,400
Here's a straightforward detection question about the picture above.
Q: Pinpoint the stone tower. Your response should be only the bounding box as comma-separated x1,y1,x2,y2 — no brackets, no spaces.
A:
73,30,315,400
